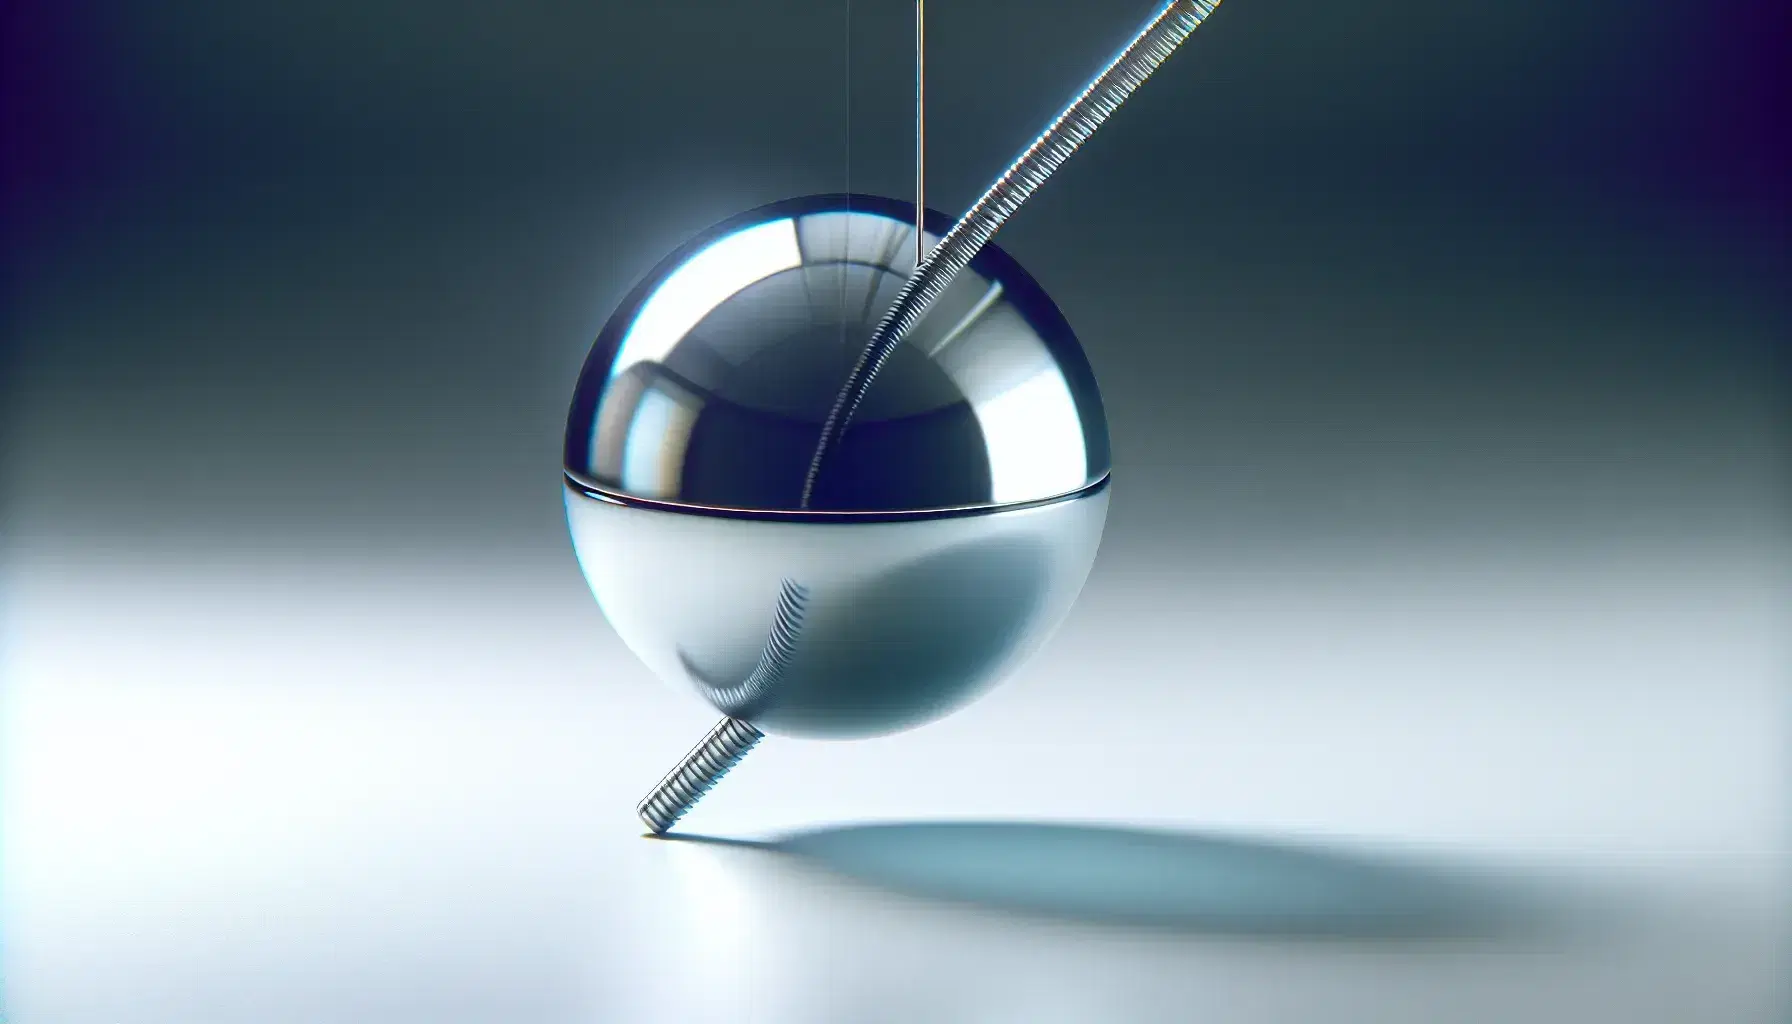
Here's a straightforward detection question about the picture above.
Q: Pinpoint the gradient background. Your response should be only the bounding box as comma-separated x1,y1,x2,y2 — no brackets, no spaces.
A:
3,1,1788,1021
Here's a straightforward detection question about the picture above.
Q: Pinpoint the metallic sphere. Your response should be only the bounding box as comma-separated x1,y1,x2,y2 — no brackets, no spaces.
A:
564,194,1110,739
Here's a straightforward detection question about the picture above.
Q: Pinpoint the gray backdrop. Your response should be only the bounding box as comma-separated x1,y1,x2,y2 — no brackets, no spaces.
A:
4,2,1787,1021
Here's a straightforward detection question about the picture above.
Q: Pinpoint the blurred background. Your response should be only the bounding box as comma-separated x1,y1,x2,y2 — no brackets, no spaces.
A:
3,1,1787,1021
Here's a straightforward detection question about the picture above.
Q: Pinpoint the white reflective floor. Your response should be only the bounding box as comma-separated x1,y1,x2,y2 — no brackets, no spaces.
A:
3,545,1786,1023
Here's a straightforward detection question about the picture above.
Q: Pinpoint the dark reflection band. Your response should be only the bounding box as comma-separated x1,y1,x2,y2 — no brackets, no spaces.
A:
562,193,1110,514
564,470,1110,523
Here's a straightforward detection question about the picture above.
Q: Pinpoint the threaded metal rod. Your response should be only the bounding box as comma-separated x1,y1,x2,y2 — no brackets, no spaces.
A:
637,716,764,835
800,0,1221,509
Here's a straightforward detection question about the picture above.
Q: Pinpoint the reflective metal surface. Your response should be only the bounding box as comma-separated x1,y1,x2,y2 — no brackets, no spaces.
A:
565,480,1109,739
563,194,1110,515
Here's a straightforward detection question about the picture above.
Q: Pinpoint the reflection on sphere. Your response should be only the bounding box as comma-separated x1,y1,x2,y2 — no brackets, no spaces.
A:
564,194,1110,515
563,194,1112,739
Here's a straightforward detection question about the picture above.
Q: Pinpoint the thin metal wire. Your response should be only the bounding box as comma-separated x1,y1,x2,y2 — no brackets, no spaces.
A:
841,0,852,366
915,0,925,268
800,0,1223,510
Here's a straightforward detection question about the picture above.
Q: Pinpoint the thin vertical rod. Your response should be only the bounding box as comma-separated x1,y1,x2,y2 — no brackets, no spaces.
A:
915,0,926,268
801,0,1223,510
841,0,852,354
